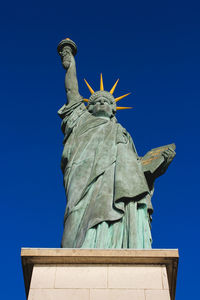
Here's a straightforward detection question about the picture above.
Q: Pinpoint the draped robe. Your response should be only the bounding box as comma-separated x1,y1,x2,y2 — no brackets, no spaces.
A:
58,101,153,248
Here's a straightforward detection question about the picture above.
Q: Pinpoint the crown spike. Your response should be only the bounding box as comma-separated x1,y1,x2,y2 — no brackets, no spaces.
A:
84,79,95,94
100,73,104,91
115,93,131,103
116,107,132,110
110,79,119,95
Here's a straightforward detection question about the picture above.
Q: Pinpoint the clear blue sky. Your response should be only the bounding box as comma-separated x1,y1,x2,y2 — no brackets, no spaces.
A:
0,0,199,299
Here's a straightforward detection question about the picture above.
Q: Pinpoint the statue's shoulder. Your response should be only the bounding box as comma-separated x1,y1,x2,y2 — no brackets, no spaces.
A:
58,101,87,120
58,101,89,136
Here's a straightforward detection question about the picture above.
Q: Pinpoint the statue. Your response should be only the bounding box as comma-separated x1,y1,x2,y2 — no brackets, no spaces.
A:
57,38,176,249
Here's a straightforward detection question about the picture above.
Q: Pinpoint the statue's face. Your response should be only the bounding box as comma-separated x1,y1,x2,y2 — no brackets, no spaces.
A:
91,96,114,118
59,46,72,69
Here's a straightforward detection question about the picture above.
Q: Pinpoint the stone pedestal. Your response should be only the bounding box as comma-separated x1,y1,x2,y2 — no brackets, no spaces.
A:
21,248,178,300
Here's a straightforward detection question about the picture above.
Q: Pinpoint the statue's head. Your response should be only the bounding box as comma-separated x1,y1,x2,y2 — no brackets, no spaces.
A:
87,91,116,118
84,74,132,118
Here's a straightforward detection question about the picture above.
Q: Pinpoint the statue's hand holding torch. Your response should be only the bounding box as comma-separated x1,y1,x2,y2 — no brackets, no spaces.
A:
57,38,77,70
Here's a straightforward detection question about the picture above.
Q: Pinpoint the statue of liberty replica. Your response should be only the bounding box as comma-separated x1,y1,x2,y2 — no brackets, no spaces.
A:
57,38,176,249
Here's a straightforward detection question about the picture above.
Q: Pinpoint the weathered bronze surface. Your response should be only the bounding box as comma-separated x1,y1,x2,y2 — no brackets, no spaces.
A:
57,38,176,249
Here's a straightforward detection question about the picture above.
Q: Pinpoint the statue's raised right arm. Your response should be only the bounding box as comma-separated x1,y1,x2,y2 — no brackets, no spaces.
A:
57,39,81,104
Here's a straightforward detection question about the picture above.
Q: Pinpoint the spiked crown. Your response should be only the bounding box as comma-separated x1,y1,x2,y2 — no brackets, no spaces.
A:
83,74,132,111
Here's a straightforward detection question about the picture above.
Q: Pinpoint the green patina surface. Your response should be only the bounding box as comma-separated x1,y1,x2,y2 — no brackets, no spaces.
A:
57,38,176,249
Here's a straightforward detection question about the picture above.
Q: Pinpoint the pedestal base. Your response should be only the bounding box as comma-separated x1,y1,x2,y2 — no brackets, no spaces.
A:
21,248,178,300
